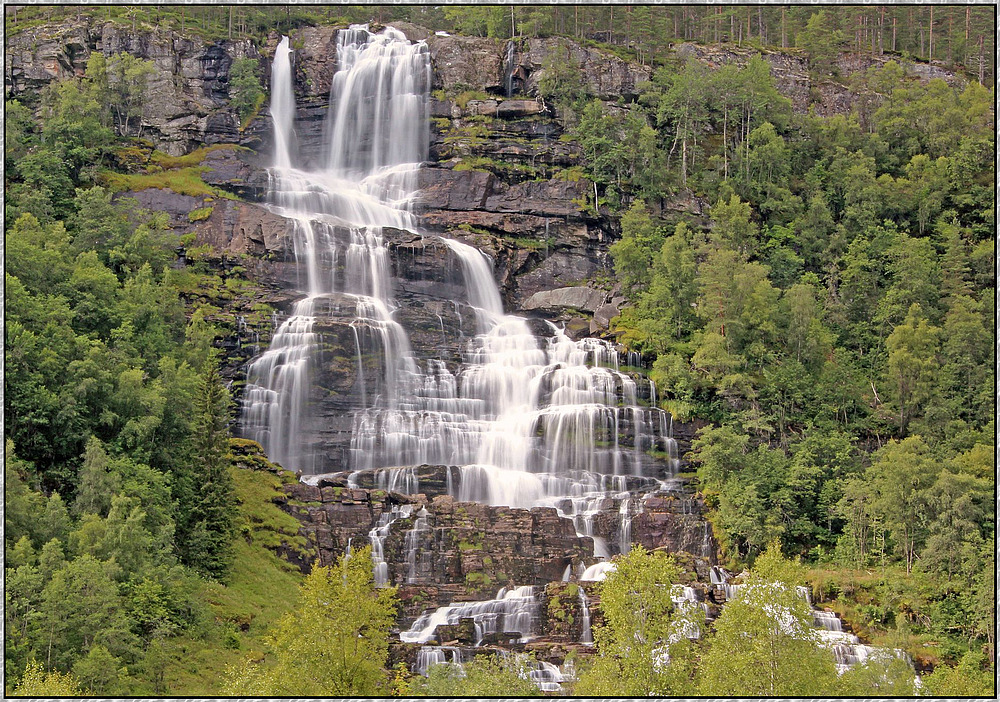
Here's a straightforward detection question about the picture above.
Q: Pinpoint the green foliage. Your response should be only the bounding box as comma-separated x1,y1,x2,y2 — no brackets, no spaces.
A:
601,33,994,681
885,304,940,434
538,40,589,124
442,6,509,38
412,655,540,696
188,206,214,222
221,546,397,696
699,544,838,695
175,365,236,581
574,99,661,208
12,659,86,696
608,199,664,290
797,11,845,76
228,58,265,127
103,166,229,199
922,650,995,696
575,547,697,695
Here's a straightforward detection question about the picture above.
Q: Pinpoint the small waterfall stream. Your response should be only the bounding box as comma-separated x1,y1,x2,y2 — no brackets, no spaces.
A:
401,585,540,645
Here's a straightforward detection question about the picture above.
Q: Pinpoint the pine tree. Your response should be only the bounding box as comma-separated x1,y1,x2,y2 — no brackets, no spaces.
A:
176,365,235,580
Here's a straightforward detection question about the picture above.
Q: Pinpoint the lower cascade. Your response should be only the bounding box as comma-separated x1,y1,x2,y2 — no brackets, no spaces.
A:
401,586,539,645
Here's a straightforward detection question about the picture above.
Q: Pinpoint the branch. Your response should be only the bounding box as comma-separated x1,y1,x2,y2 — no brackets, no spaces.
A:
870,380,882,404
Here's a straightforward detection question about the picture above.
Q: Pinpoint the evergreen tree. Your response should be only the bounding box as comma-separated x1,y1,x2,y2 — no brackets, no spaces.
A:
175,365,235,581
74,437,119,517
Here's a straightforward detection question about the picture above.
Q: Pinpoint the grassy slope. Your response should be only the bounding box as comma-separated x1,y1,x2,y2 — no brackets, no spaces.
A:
149,451,311,695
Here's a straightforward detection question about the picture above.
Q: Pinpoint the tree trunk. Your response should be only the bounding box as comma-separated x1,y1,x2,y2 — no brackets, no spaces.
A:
722,104,728,180
978,35,985,84
929,6,934,60
878,8,884,54
681,135,687,185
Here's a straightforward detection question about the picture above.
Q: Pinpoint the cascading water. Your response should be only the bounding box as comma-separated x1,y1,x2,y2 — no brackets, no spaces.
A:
401,586,539,645
578,586,593,645
243,25,682,660
242,26,429,473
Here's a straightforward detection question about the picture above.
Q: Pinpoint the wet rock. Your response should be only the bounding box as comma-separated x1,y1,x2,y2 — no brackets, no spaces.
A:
118,189,205,235
193,200,292,256
198,147,265,199
522,286,606,313
591,302,621,333
418,168,495,211
496,99,545,118
292,25,340,101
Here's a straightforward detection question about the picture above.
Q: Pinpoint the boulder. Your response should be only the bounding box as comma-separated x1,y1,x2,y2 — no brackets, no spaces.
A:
522,286,606,313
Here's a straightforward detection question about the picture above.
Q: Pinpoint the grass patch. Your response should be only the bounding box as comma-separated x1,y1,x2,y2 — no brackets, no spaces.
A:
151,143,242,170
230,461,313,563
103,143,244,199
188,206,214,222
103,167,233,199
453,155,540,180
506,235,554,251
146,456,309,695
454,89,492,110
553,166,587,181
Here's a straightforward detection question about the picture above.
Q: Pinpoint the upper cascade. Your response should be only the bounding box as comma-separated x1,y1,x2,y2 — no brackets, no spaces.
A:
242,25,430,472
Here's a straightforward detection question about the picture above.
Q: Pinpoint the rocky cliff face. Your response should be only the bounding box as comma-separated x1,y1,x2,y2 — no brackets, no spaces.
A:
5,19,275,155
274,460,716,672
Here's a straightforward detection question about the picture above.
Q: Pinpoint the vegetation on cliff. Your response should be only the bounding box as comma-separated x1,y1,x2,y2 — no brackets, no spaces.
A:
8,5,995,86
221,546,397,696
4,50,301,694
583,28,994,689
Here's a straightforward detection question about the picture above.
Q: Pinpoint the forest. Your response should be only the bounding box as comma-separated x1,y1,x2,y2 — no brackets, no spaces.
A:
4,3,996,697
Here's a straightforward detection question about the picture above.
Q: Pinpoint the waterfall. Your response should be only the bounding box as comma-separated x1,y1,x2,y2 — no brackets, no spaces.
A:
415,646,447,676
270,37,296,168
503,40,516,97
578,586,593,645
369,504,412,587
580,561,616,582
404,506,430,583
244,24,680,588
401,586,539,645
618,496,632,554
242,26,429,473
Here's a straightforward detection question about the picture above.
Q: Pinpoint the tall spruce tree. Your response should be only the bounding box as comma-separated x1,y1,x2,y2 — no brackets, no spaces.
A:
176,364,235,580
